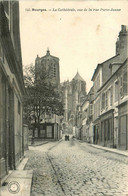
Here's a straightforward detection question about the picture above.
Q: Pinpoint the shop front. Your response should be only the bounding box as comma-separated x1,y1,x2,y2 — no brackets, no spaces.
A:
40,124,54,139
100,109,114,148
93,119,100,144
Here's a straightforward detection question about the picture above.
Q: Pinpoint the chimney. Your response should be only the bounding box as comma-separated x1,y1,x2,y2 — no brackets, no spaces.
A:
121,25,126,32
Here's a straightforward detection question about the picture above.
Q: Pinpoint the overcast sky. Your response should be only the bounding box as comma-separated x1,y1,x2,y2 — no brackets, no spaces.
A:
20,1,128,92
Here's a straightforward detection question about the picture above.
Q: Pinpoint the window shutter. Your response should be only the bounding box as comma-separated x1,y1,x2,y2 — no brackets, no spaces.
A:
123,69,127,96
120,76,123,98
110,86,113,106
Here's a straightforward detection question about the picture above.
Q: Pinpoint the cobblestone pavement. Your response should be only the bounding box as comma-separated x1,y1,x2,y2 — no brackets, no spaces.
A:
25,139,128,196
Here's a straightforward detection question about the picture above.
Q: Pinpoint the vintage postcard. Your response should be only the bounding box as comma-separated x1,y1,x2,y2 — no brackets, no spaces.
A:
0,0,128,196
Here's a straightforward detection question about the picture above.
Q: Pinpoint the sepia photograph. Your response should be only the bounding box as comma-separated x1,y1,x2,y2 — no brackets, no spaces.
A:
0,0,128,196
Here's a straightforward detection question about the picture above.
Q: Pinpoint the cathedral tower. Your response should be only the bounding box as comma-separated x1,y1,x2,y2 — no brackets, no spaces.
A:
35,49,60,88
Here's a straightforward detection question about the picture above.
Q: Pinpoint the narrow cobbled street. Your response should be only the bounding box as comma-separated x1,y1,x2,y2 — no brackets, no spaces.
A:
25,138,128,196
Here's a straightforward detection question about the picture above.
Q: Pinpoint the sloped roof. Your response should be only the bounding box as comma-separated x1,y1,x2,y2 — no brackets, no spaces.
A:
91,54,120,81
72,72,85,81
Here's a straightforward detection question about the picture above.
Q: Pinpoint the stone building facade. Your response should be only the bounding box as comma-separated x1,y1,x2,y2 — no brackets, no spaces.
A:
92,58,128,149
81,87,94,143
61,72,86,134
0,1,25,181
91,25,128,150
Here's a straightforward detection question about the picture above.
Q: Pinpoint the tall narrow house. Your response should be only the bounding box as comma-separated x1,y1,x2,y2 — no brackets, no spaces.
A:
0,1,25,180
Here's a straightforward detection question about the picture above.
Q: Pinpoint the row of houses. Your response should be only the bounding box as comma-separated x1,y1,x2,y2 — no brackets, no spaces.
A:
78,25,128,150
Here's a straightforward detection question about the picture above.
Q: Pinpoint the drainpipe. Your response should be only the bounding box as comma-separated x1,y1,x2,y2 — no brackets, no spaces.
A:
115,72,120,149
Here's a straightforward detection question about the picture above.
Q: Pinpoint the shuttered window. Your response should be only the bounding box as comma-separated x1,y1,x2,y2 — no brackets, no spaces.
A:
120,76,123,98
102,93,105,110
123,68,127,95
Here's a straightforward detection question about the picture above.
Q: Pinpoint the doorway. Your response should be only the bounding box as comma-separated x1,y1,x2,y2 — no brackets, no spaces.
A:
120,115,127,150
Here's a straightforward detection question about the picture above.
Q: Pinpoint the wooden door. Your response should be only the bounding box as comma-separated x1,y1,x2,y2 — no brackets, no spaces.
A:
120,115,127,150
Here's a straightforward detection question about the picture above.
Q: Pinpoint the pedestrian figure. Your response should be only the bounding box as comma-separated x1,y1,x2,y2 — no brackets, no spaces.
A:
65,135,67,141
